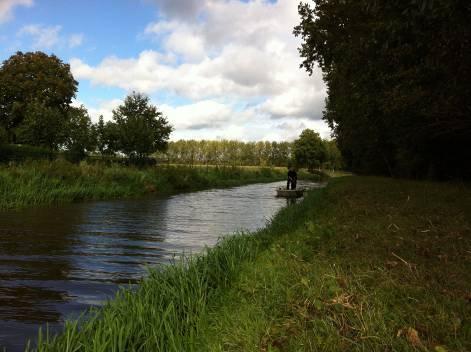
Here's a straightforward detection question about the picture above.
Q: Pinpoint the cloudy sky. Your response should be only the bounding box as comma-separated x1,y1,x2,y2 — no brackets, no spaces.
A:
0,0,329,141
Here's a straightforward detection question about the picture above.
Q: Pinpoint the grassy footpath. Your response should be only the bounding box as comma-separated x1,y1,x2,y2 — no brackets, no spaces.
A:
0,160,308,209
31,176,470,351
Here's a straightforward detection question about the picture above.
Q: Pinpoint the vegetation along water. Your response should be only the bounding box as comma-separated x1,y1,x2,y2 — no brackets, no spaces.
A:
0,161,322,210
30,176,471,351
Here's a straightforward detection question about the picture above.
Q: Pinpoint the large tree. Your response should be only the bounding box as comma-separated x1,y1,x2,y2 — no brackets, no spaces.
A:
293,129,327,171
111,92,173,159
15,100,66,149
294,0,471,178
0,51,78,143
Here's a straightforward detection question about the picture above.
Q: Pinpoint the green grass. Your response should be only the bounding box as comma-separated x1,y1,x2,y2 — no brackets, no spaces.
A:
0,160,317,209
198,177,471,351
30,176,470,351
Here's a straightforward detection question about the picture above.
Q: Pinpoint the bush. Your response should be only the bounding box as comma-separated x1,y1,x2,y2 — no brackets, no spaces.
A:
0,144,55,163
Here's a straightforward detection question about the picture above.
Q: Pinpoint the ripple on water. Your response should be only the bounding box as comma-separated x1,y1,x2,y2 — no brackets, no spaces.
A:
0,180,321,351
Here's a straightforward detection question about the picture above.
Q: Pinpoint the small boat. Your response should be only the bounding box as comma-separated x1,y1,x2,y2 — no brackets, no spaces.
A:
276,187,305,198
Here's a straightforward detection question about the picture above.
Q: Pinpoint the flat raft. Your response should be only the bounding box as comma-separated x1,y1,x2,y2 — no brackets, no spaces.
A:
276,188,305,198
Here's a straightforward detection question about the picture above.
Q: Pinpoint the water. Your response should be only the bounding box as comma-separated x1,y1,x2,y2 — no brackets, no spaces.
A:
0,181,318,351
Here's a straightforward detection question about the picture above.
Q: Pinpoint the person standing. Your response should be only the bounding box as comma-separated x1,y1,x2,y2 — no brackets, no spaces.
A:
287,167,297,190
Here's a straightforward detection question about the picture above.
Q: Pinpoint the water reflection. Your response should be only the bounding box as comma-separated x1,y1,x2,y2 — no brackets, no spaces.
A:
0,180,319,351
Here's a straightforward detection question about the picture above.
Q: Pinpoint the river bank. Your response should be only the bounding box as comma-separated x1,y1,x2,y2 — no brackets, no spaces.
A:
0,160,313,209
31,176,470,351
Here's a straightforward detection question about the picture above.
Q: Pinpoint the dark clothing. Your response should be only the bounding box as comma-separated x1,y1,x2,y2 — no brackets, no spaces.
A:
287,170,297,190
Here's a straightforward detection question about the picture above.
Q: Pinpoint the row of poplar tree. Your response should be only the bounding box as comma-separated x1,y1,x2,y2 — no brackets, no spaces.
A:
160,133,343,170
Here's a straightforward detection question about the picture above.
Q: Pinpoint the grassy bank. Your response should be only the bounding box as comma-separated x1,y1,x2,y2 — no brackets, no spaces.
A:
199,177,471,351
31,177,470,351
0,160,315,209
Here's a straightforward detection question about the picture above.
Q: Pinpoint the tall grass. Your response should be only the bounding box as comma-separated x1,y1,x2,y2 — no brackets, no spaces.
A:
0,160,311,209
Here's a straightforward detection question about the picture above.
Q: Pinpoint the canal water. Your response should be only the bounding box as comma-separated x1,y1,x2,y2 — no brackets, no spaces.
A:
0,181,320,351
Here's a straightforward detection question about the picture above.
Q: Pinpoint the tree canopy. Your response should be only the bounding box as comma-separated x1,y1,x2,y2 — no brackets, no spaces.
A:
160,136,342,170
110,92,173,159
293,129,327,171
0,51,77,143
15,100,66,150
161,140,293,167
295,0,471,179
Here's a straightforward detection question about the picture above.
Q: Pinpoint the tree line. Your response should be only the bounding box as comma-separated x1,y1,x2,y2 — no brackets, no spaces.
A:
161,140,292,167
0,51,172,162
159,131,343,170
295,0,471,179
0,51,342,170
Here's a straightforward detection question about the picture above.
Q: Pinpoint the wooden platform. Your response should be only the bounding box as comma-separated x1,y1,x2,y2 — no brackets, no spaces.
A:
276,188,304,198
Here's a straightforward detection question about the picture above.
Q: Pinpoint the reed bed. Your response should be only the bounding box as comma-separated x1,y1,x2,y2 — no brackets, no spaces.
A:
0,160,305,209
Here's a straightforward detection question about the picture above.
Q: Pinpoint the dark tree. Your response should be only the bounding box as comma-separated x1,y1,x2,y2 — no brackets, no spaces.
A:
94,115,116,155
293,129,327,171
15,101,66,149
323,139,343,171
0,51,78,143
295,1,471,179
0,125,7,145
111,92,173,159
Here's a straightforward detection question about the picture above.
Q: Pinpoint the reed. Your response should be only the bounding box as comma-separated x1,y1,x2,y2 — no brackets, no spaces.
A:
0,160,315,209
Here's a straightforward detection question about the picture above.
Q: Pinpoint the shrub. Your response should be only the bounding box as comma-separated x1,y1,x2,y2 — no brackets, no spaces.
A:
0,144,55,163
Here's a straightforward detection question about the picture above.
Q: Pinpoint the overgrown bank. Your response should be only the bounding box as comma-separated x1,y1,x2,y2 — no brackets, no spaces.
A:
0,160,306,209
31,177,470,351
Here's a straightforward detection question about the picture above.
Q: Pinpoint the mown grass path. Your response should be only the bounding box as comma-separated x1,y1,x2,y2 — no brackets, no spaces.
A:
32,177,470,351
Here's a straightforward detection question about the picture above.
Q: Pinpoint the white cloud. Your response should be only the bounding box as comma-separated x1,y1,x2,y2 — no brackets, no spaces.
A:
89,99,123,123
19,24,61,49
80,96,332,143
68,33,84,48
18,24,84,50
260,84,327,120
161,100,236,130
0,0,32,23
73,0,330,140
71,98,122,123
71,41,316,104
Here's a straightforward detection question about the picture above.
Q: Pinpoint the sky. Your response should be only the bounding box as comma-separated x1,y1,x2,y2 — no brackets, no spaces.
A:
0,0,330,141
